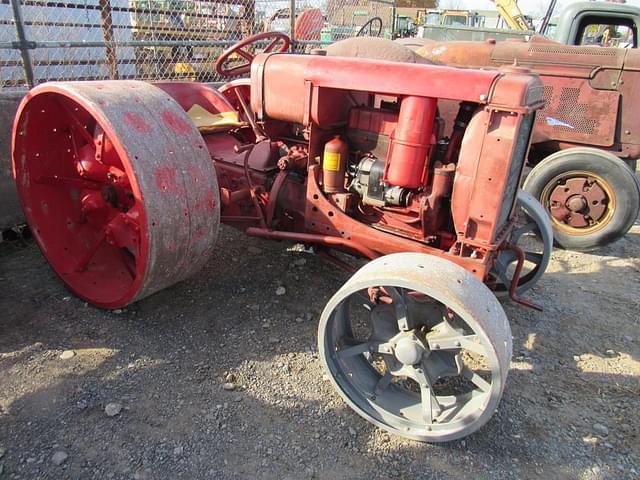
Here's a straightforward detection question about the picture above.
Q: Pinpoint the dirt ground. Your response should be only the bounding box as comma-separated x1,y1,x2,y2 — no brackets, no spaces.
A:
0,219,638,480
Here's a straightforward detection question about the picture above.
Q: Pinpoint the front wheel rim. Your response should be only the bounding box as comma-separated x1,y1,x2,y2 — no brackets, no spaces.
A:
319,255,511,442
541,170,616,236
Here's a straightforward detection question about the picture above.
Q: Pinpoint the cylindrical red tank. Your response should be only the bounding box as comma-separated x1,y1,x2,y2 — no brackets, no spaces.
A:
385,96,436,189
323,135,349,193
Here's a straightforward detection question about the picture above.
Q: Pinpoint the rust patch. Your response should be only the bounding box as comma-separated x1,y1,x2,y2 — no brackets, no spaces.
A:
123,112,152,134
205,189,217,211
161,109,192,134
155,167,180,195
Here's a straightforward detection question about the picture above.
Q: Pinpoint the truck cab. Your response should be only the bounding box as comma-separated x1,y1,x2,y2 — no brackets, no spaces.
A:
553,1,640,47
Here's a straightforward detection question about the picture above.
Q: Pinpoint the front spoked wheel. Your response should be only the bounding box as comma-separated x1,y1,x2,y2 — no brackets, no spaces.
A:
319,253,512,442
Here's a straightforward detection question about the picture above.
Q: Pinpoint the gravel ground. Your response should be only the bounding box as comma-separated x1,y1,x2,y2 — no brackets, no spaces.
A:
0,221,638,480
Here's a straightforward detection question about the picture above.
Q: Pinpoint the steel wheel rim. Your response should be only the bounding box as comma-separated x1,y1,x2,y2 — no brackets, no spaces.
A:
319,254,511,442
13,81,219,308
13,89,149,307
541,170,615,235
492,191,553,296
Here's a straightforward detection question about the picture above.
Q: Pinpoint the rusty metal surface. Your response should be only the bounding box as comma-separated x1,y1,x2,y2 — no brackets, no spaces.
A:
415,39,640,157
326,37,433,64
250,53,503,125
532,77,619,147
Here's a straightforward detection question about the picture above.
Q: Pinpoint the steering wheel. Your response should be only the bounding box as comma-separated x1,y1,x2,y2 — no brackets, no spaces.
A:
215,32,291,78
356,17,383,37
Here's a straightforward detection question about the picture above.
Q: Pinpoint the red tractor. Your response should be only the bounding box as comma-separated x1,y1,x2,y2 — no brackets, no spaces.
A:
12,33,551,442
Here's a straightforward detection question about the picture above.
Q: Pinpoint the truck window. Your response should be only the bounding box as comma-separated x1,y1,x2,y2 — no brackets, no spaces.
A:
425,12,441,25
443,15,468,27
576,15,637,48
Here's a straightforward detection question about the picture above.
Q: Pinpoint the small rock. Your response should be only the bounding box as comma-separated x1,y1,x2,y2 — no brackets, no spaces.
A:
105,402,123,417
223,382,237,391
173,446,183,456
605,349,617,357
51,451,68,466
225,373,236,383
59,350,75,360
268,337,280,344
0,447,5,459
248,246,262,255
348,427,357,437
572,355,581,362
295,317,304,324
275,286,286,296
234,395,242,403
593,423,609,436
293,258,307,267
112,308,123,314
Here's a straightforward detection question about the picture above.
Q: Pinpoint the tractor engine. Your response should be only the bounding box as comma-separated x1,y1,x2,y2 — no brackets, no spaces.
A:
243,54,544,276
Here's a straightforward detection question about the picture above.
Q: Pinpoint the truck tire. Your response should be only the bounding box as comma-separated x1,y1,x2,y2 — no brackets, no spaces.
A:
523,147,640,251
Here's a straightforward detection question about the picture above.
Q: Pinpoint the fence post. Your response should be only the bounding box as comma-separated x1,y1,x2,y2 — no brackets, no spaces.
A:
289,0,295,52
9,0,35,88
99,0,119,79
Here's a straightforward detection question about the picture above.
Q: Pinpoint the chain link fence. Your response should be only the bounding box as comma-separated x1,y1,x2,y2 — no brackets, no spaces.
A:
0,0,401,90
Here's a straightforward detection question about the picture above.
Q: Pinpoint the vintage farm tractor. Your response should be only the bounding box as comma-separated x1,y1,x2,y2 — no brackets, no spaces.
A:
12,32,552,442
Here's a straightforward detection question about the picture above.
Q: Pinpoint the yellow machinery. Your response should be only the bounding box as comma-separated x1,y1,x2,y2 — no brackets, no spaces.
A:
493,0,530,30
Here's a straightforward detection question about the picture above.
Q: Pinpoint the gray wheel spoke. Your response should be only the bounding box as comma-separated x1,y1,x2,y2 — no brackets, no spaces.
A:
462,366,491,393
337,341,393,358
337,342,371,358
512,221,537,243
494,266,513,289
524,251,544,265
420,384,435,424
374,372,393,395
436,390,487,424
386,286,409,331
427,334,487,357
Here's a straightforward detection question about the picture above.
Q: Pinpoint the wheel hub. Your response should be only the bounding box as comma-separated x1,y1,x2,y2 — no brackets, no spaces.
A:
549,176,609,228
566,194,587,213
393,333,427,366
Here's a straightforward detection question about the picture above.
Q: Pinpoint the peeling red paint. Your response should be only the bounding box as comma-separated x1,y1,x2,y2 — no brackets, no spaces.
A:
161,110,192,134
123,112,151,134
205,189,217,211
155,167,180,195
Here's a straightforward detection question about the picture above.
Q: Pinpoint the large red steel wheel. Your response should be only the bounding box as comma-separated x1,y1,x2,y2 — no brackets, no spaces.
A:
12,81,220,308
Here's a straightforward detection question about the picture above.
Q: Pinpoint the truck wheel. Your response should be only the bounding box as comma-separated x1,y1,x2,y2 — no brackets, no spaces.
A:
523,148,640,251
319,253,512,442
12,81,220,308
